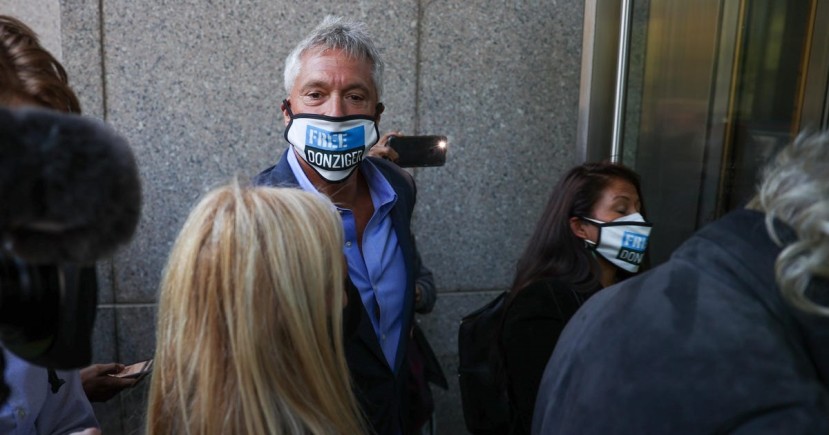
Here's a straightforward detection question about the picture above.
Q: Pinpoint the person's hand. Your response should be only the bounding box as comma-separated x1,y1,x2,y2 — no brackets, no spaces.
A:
368,131,401,162
70,429,101,435
80,363,138,402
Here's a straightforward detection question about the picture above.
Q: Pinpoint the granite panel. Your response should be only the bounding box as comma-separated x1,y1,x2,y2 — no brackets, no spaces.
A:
89,307,124,434
100,0,418,302
92,401,123,435
95,305,156,435
119,380,150,435
91,306,117,363
115,305,156,366
0,0,63,59
92,305,146,434
107,305,154,433
413,0,584,292
60,0,105,119
94,260,114,305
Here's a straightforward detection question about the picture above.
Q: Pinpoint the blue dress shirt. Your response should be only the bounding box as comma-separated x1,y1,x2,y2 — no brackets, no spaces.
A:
0,348,98,434
287,151,407,369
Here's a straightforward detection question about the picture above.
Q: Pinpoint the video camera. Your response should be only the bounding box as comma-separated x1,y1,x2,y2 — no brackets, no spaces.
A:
0,107,141,395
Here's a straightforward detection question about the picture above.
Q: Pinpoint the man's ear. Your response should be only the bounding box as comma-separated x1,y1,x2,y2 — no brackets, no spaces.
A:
281,99,291,126
569,216,589,240
375,102,384,123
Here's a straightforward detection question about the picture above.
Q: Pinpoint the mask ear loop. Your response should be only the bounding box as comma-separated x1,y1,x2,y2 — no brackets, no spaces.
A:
576,216,604,250
282,99,301,153
282,99,295,118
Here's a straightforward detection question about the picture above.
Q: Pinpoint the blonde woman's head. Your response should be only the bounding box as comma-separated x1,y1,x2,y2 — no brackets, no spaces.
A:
750,132,829,316
147,182,363,435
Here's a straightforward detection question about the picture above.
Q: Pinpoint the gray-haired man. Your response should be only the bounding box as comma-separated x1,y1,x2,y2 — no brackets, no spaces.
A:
254,16,422,434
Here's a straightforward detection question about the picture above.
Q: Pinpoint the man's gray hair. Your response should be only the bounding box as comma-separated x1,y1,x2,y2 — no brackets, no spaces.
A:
754,132,829,316
283,16,385,99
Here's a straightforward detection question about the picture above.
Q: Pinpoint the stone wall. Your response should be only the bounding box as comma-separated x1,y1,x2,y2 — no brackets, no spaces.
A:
7,1,584,432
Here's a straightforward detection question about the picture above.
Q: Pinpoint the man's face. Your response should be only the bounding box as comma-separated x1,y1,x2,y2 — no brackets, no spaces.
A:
283,47,380,124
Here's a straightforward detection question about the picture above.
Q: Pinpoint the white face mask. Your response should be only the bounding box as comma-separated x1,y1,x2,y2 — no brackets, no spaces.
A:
283,101,380,182
581,212,653,273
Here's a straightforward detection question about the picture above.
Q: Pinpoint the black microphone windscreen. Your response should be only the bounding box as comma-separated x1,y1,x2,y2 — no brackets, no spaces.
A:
0,107,141,263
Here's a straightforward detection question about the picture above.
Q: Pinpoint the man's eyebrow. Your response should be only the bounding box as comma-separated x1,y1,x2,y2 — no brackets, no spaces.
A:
298,81,371,93
345,83,371,93
298,80,329,91
338,82,372,94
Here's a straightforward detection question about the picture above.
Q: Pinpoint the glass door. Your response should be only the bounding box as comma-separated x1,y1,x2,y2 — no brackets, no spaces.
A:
581,0,829,264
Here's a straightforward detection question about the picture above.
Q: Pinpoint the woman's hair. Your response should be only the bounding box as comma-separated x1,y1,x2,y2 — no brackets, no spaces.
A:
0,15,80,113
752,132,829,316
284,15,384,99
510,162,645,295
146,182,365,435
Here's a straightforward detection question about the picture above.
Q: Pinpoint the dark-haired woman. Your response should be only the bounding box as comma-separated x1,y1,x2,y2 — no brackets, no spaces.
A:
499,162,653,434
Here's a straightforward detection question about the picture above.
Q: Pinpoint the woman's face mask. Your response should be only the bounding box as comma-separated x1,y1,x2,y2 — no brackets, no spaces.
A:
580,212,653,273
283,100,380,182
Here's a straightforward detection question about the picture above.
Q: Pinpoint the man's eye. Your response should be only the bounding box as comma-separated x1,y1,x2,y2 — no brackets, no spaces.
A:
346,94,365,101
306,92,322,99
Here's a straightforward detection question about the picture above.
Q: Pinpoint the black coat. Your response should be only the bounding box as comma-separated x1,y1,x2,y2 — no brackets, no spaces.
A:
533,209,829,434
500,279,593,435
254,150,418,435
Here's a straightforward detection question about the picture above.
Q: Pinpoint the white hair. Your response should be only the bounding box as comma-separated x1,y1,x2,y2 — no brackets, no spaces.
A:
283,15,384,99
753,131,829,316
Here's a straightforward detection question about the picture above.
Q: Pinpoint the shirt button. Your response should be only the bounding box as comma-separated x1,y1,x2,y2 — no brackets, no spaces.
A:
15,407,26,419
345,241,352,247
381,334,386,341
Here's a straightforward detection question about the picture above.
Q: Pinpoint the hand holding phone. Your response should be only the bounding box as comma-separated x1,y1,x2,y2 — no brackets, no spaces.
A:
386,135,448,168
110,358,153,380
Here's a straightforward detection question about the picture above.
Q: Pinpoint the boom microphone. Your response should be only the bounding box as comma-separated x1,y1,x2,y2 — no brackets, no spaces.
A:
0,107,141,263
0,107,140,371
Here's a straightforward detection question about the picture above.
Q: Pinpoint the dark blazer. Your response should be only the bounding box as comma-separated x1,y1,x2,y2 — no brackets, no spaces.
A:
254,150,418,435
499,279,593,435
533,209,829,434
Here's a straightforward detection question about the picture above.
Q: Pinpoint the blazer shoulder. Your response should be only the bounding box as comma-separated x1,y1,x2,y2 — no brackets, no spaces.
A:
252,164,277,186
252,149,298,187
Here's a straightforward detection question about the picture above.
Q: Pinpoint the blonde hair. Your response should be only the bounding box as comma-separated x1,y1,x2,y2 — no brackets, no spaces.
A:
752,132,829,316
146,182,365,434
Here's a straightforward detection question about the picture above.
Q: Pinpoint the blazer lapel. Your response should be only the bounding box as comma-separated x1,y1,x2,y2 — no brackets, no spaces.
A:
347,279,391,368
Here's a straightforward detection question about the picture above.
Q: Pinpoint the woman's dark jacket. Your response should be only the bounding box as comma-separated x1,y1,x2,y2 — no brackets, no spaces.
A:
500,278,594,434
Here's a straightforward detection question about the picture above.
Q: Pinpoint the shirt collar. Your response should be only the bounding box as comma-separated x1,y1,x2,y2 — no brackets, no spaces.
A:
286,148,397,211
286,148,322,195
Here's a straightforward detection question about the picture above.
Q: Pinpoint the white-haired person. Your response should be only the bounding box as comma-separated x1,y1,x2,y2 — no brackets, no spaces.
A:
254,16,426,434
532,132,829,434
145,183,365,434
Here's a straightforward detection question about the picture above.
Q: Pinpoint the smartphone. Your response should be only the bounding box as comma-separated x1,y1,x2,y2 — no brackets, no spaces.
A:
386,135,448,168
110,359,153,380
